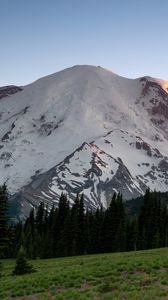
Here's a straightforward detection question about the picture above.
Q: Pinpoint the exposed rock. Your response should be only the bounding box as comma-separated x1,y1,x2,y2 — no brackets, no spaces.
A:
0,152,12,160
0,86,22,99
158,160,168,172
136,142,142,150
152,102,168,119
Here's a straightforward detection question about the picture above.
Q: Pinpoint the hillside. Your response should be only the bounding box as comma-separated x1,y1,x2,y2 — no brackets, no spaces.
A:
1,248,168,299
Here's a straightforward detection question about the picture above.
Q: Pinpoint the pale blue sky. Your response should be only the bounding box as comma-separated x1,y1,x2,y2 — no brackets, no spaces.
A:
0,0,168,86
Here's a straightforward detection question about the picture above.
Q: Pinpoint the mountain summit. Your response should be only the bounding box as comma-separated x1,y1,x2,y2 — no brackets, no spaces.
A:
1,65,168,216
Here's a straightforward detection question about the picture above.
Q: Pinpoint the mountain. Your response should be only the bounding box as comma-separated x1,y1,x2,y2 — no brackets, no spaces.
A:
0,65,168,217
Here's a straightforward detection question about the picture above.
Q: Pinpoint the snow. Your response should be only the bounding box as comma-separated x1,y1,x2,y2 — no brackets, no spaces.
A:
0,65,168,206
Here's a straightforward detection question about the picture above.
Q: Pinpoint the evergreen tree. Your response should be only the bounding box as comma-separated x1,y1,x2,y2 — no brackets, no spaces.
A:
126,218,138,251
13,246,35,275
115,193,126,251
7,188,168,260
160,205,168,247
23,209,36,258
12,222,23,257
70,193,86,255
55,193,70,256
71,193,80,255
102,192,126,252
0,184,9,258
58,210,73,257
85,209,93,254
138,190,163,250
86,205,104,254
77,194,86,254
35,202,45,257
138,188,150,249
51,207,59,257
102,192,117,252
42,205,55,258
35,202,45,237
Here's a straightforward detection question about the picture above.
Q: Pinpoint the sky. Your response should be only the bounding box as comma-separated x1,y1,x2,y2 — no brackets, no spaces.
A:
1,0,168,86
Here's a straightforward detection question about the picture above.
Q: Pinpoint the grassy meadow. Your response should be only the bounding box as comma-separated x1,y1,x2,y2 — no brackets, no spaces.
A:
1,248,168,299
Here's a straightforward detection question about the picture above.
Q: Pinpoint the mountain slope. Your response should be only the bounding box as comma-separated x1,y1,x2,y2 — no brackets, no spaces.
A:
1,65,168,215
15,129,168,216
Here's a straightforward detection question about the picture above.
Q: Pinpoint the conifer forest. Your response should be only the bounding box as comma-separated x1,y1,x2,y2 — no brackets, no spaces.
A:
1,185,168,259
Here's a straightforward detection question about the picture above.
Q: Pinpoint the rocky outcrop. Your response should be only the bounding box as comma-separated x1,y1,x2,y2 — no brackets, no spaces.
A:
0,86,22,99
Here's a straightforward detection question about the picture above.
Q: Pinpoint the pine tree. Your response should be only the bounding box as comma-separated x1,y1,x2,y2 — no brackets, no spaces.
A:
0,184,9,258
138,189,150,249
12,222,23,257
70,193,86,255
51,207,59,257
55,193,70,256
85,209,93,254
160,205,168,247
12,246,35,275
23,209,36,258
41,205,54,258
71,193,80,255
102,192,117,252
126,218,138,251
115,193,126,251
58,210,73,257
88,206,104,254
138,190,163,250
102,192,126,253
35,202,45,257
77,194,86,254
35,202,45,237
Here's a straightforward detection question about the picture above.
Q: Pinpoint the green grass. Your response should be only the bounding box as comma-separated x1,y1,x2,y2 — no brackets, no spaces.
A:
1,248,168,299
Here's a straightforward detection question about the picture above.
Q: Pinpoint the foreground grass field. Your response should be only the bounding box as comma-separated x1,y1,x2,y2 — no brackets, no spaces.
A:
1,248,168,299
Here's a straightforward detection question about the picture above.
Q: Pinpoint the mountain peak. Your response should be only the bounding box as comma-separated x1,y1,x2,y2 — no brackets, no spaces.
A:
1,65,168,218
60,64,118,77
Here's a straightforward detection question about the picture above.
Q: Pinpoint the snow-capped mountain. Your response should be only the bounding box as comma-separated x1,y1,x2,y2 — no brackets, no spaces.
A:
1,65,168,216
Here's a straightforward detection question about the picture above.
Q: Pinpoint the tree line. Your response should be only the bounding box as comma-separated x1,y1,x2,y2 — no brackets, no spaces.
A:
1,184,168,259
